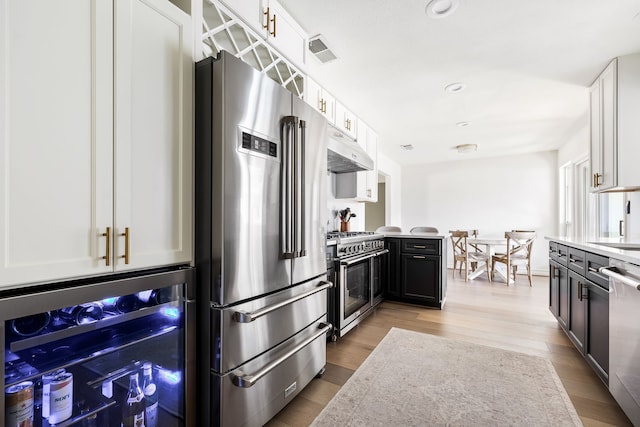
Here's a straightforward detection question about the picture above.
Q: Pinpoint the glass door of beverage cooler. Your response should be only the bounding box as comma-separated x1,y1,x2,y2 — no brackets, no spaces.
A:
2,267,195,427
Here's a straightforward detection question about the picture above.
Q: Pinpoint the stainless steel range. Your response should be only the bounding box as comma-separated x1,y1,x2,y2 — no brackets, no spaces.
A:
327,231,388,341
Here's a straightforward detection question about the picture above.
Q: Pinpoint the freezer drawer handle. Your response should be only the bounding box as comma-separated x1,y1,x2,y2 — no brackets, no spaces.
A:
600,266,640,290
231,322,331,388
233,281,333,323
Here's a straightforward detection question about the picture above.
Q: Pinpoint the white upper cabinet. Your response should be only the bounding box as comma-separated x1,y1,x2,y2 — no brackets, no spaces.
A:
590,54,640,192
334,100,358,140
589,59,616,191
217,0,307,67
0,0,192,289
113,0,193,272
357,122,379,202
305,77,336,124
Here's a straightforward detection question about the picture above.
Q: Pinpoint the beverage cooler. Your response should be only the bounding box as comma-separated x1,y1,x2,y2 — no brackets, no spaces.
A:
2,267,195,427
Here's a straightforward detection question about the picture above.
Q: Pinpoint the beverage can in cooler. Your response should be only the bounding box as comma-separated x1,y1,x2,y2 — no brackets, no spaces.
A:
5,381,34,427
42,368,66,419
48,372,73,424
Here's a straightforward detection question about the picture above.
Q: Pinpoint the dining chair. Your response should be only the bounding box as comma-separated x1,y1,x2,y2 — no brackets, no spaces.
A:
410,226,438,234
450,230,491,282
376,226,402,233
491,231,537,285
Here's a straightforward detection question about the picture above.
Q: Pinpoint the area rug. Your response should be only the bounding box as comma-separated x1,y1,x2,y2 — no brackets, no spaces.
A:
311,328,582,426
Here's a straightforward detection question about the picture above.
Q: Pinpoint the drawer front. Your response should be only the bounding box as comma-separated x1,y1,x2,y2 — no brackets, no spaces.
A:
549,241,558,259
401,239,440,255
567,247,586,275
552,244,569,266
215,320,328,427
211,278,329,373
585,252,609,289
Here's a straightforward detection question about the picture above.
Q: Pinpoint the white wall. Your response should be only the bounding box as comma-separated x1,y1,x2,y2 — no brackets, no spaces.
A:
557,113,589,167
401,151,558,275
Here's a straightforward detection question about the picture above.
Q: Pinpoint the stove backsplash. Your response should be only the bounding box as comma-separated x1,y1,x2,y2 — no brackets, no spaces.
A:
327,172,366,232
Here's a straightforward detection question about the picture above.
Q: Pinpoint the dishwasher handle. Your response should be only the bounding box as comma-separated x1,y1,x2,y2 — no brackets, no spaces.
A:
600,266,640,290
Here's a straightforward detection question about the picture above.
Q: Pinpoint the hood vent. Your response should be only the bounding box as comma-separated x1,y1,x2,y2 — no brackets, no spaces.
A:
309,35,337,63
327,133,374,173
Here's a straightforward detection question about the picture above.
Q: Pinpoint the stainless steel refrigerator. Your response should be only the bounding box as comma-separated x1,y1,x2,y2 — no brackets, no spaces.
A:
195,51,331,427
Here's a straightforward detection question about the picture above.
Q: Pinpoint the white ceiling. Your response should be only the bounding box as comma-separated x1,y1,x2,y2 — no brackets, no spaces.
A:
277,0,640,165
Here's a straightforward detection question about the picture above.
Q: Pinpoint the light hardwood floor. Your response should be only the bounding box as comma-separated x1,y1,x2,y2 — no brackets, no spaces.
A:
266,273,632,427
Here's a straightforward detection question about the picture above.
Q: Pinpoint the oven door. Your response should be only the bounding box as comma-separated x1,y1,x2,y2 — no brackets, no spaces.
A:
339,253,374,331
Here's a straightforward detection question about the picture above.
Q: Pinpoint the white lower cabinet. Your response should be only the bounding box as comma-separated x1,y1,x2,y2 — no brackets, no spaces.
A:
0,0,193,289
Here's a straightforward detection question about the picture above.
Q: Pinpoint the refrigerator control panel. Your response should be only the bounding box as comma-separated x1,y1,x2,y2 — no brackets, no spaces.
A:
241,131,278,158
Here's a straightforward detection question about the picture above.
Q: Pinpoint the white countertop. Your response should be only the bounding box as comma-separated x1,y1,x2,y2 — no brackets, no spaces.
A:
545,236,640,265
381,232,448,240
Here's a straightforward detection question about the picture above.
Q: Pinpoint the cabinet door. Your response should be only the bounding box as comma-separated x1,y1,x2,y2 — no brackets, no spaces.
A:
0,0,114,288
549,261,560,318
401,254,440,304
335,101,358,140
354,122,378,202
386,239,401,297
114,0,193,270
589,79,601,192
599,59,617,190
365,127,378,202
558,264,569,330
567,271,586,354
586,281,609,382
265,0,307,68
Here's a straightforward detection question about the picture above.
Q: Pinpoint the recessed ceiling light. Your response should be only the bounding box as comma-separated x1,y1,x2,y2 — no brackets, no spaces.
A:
425,0,460,19
455,144,477,154
444,82,466,93
456,121,470,127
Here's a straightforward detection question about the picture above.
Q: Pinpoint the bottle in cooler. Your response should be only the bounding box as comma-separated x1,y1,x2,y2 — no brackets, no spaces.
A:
121,373,145,427
142,362,158,427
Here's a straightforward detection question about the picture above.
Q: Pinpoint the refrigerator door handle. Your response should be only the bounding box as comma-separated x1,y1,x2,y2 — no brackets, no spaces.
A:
281,116,296,259
233,280,333,323
230,322,331,388
298,119,307,257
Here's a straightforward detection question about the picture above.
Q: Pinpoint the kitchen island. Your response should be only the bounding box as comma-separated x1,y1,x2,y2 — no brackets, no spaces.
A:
383,233,448,309
546,236,640,424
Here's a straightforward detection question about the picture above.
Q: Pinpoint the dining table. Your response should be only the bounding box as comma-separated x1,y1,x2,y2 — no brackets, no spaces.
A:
466,237,511,283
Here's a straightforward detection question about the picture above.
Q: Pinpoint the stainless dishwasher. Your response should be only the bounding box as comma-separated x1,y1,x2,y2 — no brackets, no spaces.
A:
601,259,640,426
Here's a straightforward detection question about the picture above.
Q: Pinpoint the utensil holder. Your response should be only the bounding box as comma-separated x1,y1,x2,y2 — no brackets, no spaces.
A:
340,221,350,232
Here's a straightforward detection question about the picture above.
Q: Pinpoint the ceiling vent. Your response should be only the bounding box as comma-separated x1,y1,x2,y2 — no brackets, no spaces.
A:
308,35,337,63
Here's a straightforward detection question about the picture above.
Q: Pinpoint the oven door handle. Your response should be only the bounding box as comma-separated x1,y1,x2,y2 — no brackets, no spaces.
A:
600,266,640,291
233,281,333,323
231,322,332,388
340,252,378,266
375,249,389,256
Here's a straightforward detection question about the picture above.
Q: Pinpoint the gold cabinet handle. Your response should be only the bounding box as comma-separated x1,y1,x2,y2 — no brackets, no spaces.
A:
270,13,276,37
593,172,602,187
263,7,270,31
322,99,327,113
263,7,276,37
102,227,111,266
120,227,130,264
318,98,324,112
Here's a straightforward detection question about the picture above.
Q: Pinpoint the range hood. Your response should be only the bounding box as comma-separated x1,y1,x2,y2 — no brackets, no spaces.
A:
327,134,374,173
